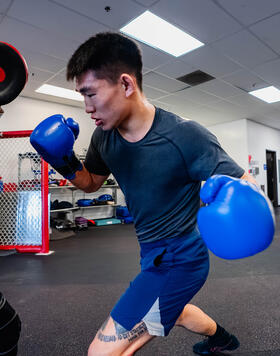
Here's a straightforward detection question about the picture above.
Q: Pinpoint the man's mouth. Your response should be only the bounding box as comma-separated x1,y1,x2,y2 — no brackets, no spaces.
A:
95,119,103,126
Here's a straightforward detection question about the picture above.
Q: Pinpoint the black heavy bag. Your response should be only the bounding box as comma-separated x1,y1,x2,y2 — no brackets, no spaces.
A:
0,293,21,355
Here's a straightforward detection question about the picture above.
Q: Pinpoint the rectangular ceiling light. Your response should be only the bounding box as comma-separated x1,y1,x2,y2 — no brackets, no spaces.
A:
249,86,280,103
36,84,84,101
120,10,204,57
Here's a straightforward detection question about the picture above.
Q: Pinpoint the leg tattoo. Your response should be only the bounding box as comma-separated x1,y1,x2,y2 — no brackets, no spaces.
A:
97,318,148,343
97,317,117,342
113,320,148,342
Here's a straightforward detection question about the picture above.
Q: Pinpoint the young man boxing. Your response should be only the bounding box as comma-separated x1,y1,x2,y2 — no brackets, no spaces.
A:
31,32,273,356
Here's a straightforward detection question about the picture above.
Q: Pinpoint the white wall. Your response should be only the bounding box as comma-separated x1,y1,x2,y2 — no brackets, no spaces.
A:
206,118,280,205
247,120,280,202
0,96,94,155
206,119,249,173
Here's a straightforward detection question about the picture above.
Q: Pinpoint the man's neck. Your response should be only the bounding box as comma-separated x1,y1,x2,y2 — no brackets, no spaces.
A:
117,100,155,143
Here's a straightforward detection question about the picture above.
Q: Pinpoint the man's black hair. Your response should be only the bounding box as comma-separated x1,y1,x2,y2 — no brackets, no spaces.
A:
67,32,143,91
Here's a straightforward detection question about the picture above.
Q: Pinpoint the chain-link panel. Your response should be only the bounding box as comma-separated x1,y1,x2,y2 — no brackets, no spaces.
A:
0,136,43,247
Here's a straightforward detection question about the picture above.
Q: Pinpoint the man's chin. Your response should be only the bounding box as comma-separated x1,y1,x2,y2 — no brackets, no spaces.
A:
95,119,103,127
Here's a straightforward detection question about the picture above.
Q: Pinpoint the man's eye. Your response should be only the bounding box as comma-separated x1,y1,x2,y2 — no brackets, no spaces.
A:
88,94,95,98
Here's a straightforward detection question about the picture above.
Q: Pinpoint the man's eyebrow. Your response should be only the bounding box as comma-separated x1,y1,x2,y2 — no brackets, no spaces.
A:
77,87,93,94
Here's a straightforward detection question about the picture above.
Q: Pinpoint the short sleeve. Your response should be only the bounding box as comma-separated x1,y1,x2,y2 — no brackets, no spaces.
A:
84,129,111,176
175,121,245,181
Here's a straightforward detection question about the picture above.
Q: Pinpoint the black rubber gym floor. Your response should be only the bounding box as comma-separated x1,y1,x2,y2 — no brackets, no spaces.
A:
1,209,280,356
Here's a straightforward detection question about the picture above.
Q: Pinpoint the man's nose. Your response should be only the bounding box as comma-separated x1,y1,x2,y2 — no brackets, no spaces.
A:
85,102,95,114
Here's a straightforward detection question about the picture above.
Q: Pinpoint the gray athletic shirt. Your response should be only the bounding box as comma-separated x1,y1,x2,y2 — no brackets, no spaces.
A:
84,107,244,243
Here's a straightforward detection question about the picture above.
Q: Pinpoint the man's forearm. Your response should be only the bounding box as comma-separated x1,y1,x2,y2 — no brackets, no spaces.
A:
70,163,100,193
240,172,258,185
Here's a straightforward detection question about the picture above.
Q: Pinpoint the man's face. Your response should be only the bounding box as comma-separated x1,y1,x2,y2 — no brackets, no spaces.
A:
75,70,127,131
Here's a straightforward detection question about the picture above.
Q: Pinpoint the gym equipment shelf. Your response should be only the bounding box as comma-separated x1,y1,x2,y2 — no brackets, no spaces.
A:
50,207,79,213
49,183,120,220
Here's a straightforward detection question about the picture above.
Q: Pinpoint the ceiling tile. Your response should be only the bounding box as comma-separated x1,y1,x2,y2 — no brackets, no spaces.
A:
20,79,45,101
143,67,152,74
187,105,234,126
180,45,242,78
226,94,271,115
22,77,47,94
252,58,280,87
154,98,204,121
207,99,253,117
0,17,80,60
174,106,201,120
139,42,173,70
143,85,168,100
8,0,109,43
221,69,267,91
151,0,242,43
250,115,280,130
155,60,197,79
198,79,244,99
143,71,187,93
54,67,66,77
270,101,280,110
21,49,66,73
53,0,145,29
212,29,278,69
159,93,197,109
215,0,280,26
176,87,221,105
250,13,280,55
261,107,280,120
132,0,159,6
28,66,56,83
150,100,173,112
47,74,77,90
0,0,12,13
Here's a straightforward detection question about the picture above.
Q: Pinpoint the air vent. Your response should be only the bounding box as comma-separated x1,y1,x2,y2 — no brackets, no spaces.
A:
177,70,215,86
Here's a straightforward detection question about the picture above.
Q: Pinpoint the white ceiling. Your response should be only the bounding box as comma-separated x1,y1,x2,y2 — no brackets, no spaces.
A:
1,0,280,129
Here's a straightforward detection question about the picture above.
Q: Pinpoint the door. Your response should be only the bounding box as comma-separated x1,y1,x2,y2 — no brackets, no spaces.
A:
266,150,278,206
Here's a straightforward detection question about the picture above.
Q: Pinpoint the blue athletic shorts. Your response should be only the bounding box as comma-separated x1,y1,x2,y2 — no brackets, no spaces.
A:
111,227,209,336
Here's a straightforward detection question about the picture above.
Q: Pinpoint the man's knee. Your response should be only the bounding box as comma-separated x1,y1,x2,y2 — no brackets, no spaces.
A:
0,293,21,355
87,316,126,356
175,304,189,326
88,316,151,356
88,340,106,356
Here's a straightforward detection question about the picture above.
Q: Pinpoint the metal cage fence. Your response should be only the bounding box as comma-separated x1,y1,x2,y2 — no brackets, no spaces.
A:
0,131,49,253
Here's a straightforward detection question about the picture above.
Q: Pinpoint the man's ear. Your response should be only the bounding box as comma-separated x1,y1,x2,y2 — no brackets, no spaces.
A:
120,74,136,97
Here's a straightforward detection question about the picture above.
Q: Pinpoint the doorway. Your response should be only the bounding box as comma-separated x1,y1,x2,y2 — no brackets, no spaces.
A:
266,150,278,207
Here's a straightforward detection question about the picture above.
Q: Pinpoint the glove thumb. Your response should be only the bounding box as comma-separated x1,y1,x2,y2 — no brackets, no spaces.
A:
200,175,237,204
66,117,79,140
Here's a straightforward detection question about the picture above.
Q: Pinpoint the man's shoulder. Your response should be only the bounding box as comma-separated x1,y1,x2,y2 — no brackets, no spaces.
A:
156,107,206,137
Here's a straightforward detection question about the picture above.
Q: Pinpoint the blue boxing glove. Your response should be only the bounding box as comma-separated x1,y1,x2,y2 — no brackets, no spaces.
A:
30,114,82,180
197,174,275,259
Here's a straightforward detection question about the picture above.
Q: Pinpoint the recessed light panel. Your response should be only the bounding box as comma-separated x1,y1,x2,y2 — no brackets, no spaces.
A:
120,11,204,57
36,84,83,101
249,86,280,103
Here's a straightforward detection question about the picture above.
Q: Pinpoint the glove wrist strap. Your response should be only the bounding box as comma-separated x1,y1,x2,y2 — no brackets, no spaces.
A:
55,152,82,180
